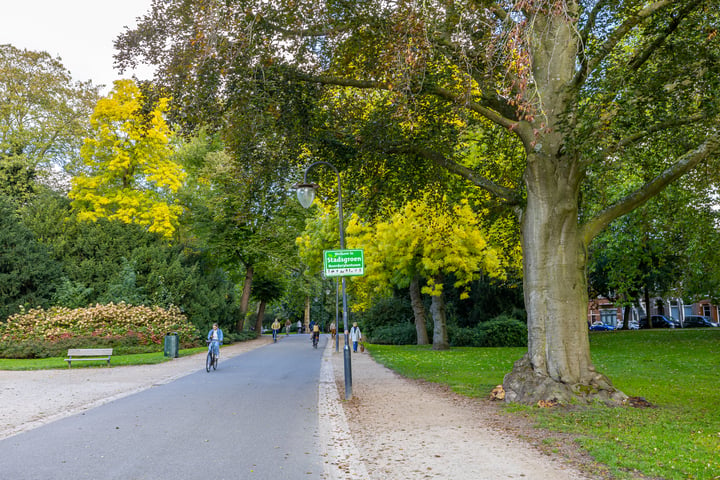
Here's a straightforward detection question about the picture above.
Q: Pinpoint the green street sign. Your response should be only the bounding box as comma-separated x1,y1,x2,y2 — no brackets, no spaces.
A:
323,249,364,277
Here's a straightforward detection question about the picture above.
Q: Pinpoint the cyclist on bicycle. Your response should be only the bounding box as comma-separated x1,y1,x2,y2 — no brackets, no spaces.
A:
207,323,223,359
312,322,320,347
271,318,281,342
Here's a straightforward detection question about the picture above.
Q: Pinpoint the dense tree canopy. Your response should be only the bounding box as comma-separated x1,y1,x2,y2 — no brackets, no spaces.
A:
117,0,720,404
21,191,240,332
0,195,64,319
0,44,99,197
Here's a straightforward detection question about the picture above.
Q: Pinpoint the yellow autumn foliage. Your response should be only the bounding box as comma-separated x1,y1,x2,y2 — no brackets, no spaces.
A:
69,80,185,238
347,196,504,309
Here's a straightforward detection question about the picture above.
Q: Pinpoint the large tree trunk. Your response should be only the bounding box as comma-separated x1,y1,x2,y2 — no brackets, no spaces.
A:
643,286,654,328
304,295,311,333
503,152,626,405
409,276,429,345
429,274,449,350
255,300,266,333
622,305,632,330
501,11,626,406
239,265,254,332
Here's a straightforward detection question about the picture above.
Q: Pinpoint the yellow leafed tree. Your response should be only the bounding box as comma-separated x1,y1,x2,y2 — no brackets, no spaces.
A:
69,80,185,238
347,197,503,349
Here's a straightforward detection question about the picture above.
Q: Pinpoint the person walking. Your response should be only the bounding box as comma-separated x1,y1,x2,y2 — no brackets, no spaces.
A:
330,321,336,340
271,318,281,342
285,319,291,335
349,322,362,353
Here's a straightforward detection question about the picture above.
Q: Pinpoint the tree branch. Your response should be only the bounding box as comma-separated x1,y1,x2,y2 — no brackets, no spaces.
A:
583,131,720,244
423,85,520,128
573,0,674,88
292,71,524,135
388,145,522,205
627,0,702,72
603,113,705,158
578,0,610,48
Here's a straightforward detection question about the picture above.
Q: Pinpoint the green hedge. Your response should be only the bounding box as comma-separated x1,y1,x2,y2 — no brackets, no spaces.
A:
365,315,527,347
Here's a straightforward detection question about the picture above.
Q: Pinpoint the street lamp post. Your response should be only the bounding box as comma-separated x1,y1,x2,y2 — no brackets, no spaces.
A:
335,278,340,353
295,161,353,400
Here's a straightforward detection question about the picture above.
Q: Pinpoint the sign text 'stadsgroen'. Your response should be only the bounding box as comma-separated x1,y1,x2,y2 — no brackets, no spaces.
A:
323,249,364,277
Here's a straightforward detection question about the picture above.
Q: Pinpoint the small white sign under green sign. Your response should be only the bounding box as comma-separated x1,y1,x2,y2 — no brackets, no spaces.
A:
323,249,364,277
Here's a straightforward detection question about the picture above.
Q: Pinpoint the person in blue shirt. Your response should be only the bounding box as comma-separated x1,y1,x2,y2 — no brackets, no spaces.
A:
207,323,223,358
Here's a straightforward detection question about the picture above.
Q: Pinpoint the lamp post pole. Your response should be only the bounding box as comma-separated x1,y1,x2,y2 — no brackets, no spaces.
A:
335,278,340,353
295,161,352,400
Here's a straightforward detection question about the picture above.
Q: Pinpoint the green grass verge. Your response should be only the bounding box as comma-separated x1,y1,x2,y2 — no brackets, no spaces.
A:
367,329,720,480
0,347,207,370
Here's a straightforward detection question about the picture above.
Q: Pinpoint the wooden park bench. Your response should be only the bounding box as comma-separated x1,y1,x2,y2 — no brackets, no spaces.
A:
65,348,113,368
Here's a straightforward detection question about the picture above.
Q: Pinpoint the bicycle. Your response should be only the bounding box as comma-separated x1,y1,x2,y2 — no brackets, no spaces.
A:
312,331,319,349
206,340,219,372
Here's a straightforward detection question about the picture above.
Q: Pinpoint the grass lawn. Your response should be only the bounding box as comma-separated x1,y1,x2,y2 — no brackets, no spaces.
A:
0,347,207,370
367,329,720,480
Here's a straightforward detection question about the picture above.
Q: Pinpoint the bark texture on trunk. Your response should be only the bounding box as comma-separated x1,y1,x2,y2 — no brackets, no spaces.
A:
503,152,626,405
430,274,449,350
501,11,625,405
409,276,429,345
622,306,632,330
304,295,310,332
255,300,266,333
238,265,253,332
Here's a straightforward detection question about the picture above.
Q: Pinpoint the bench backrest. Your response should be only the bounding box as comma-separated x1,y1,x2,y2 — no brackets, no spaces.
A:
67,348,113,356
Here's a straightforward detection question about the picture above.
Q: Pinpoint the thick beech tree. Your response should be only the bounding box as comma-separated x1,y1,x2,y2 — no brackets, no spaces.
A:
117,1,720,404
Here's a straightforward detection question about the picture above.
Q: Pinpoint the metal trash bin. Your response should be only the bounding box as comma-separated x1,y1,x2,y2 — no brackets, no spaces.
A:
163,333,179,358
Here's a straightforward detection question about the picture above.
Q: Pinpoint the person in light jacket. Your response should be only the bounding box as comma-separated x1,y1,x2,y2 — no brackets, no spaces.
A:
349,322,362,353
207,323,223,358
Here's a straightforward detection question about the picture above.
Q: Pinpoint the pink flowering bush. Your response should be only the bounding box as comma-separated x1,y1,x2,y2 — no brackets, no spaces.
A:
0,302,200,358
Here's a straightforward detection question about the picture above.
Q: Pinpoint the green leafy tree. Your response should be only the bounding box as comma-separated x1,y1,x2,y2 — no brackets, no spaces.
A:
251,274,285,332
176,132,307,332
69,79,186,238
0,44,99,197
589,183,720,328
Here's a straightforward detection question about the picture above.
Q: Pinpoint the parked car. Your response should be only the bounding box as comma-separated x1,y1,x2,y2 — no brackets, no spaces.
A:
681,315,718,328
589,322,615,331
639,315,679,329
614,320,639,330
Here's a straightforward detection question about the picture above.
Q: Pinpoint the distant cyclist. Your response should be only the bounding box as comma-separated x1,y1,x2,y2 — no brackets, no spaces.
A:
207,323,223,359
312,322,320,348
271,318,281,342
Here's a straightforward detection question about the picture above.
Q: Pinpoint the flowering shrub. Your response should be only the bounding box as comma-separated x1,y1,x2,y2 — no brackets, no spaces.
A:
0,302,199,348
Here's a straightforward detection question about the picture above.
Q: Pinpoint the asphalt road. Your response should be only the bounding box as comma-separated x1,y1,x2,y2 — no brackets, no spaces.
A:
0,334,330,480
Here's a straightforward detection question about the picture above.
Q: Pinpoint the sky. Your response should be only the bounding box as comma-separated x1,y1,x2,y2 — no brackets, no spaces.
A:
1,0,155,93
